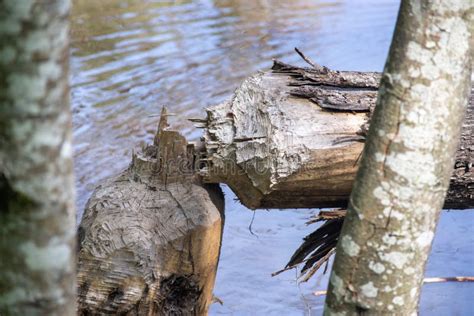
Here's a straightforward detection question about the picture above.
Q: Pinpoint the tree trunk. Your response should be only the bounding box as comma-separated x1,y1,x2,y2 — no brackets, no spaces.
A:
325,1,472,315
200,62,473,210
77,109,224,315
0,1,76,315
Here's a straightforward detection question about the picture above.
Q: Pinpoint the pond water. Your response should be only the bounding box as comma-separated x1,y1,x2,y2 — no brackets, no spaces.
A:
70,0,473,314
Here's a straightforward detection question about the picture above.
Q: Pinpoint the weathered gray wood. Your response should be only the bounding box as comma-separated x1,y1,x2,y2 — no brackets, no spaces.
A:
201,63,473,210
77,109,224,315
448,86,474,208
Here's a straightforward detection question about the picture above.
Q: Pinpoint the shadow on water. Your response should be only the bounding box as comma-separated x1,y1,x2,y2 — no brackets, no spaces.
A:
70,1,472,314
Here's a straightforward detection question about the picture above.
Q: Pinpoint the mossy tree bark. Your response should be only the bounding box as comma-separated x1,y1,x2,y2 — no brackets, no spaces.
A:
0,0,76,315
324,1,472,315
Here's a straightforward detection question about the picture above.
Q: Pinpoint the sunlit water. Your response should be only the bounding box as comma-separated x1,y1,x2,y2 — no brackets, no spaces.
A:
70,0,473,314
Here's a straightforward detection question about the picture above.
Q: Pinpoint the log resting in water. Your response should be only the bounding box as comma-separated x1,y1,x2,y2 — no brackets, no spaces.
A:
278,59,474,281
200,60,473,210
77,109,224,315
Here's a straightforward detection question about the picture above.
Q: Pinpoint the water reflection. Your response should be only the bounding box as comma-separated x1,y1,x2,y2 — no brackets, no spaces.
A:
71,0,403,314
71,0,399,216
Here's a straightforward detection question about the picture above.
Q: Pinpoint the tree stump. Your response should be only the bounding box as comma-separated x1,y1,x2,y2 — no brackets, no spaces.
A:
77,109,224,315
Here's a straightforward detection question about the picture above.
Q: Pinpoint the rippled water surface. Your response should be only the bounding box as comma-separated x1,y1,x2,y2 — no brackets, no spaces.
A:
70,1,473,314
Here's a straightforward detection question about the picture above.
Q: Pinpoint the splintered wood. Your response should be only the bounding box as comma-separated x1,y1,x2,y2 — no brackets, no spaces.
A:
77,108,224,315
201,62,473,210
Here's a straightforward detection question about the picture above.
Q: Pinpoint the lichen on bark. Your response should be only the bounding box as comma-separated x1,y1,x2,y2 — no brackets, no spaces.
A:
0,1,76,315
324,0,473,315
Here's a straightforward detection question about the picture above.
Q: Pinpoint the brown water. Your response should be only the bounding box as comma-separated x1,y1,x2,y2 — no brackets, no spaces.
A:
70,1,473,314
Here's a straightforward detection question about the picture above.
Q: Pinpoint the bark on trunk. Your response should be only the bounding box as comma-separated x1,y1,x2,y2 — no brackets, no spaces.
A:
0,1,76,315
77,109,224,315
325,0,472,314
200,63,473,210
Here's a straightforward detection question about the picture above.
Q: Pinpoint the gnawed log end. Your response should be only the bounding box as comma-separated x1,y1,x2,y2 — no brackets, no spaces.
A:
201,65,373,209
201,60,473,210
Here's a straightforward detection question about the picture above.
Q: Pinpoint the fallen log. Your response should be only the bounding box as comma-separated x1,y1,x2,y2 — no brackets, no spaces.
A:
200,59,473,210
77,108,224,315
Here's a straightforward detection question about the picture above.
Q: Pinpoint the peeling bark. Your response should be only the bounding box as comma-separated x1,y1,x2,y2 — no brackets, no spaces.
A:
0,1,76,315
325,1,473,315
201,65,473,210
77,109,224,315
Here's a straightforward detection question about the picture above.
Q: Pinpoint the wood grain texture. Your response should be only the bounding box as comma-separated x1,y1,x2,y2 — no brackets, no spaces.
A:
447,87,474,208
77,109,224,315
201,63,473,210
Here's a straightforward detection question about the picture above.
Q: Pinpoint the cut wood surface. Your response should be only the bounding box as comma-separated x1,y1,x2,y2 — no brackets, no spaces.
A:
201,61,473,210
77,109,224,315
